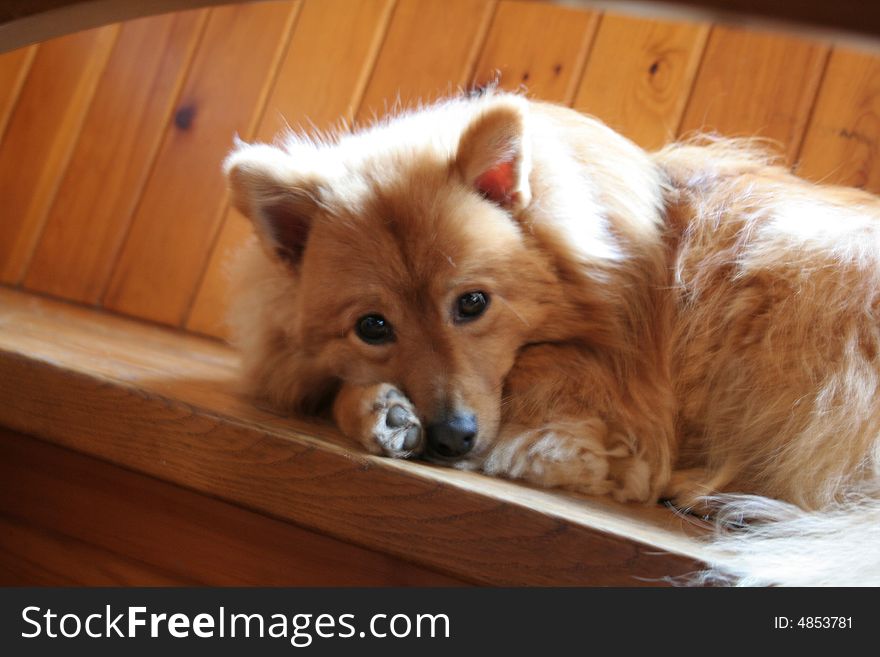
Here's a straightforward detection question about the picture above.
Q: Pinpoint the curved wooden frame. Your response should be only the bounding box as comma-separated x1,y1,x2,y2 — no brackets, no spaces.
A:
0,0,239,51
1,0,878,52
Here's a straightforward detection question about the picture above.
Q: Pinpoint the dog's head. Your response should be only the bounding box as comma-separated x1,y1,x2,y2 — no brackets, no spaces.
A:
225,96,565,462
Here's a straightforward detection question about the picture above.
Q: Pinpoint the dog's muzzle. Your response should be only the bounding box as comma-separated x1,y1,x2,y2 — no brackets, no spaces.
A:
426,412,478,459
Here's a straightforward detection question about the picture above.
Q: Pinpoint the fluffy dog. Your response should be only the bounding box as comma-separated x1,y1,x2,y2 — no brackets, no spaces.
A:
224,91,880,586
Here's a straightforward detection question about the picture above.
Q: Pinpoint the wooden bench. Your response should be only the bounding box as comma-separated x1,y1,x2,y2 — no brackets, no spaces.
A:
0,287,707,584
2,0,880,585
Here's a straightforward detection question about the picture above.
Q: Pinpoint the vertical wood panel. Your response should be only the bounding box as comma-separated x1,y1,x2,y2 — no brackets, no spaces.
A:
356,0,496,122
2,3,872,341
189,0,495,338
0,44,37,145
0,26,119,284
471,0,599,104
246,0,395,142
573,15,709,150
23,11,208,304
184,215,255,337
101,1,300,326
678,26,828,163
797,49,880,192
186,0,395,337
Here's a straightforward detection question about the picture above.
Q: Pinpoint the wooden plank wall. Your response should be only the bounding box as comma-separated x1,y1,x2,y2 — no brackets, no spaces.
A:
1,0,879,339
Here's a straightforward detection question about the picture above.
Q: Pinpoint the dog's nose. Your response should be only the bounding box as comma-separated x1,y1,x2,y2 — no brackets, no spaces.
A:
427,413,477,458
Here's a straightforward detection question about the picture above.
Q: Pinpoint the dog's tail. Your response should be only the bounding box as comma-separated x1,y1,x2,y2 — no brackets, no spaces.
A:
693,491,880,586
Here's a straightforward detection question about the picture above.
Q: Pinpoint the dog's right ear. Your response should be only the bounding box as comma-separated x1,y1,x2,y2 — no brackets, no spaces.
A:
224,142,320,268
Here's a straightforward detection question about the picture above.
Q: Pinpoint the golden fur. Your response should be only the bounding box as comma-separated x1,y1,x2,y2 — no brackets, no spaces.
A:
224,92,880,586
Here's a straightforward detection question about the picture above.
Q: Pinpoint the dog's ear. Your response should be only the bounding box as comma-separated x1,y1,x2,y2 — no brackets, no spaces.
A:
224,142,320,267
456,98,531,211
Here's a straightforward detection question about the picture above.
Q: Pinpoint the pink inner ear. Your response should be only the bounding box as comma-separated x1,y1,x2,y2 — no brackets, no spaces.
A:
474,160,516,205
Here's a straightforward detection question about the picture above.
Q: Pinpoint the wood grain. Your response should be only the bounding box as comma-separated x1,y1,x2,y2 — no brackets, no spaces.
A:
248,0,394,143
471,0,599,104
184,212,254,337
0,428,462,585
23,11,208,304
678,25,829,163
0,25,118,285
0,515,189,586
796,48,880,192
0,44,36,145
185,0,394,338
356,0,496,122
0,287,709,586
101,1,299,326
573,14,709,150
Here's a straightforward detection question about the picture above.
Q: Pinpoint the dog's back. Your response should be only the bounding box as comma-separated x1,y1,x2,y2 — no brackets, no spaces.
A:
655,142,880,509
649,142,880,585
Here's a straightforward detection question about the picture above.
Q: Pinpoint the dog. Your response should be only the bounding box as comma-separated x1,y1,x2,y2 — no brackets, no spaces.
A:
223,91,880,586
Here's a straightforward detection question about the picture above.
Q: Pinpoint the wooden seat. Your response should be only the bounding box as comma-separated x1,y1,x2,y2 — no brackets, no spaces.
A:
0,287,707,584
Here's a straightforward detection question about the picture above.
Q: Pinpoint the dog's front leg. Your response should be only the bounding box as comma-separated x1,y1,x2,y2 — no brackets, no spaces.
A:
476,342,672,503
481,420,652,502
332,383,424,458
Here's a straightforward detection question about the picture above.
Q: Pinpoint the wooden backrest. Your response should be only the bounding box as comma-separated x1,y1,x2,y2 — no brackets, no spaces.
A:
1,0,879,339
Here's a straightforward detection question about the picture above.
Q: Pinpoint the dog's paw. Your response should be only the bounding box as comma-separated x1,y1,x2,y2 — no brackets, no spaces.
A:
483,421,614,496
334,383,424,458
483,420,654,502
365,384,424,458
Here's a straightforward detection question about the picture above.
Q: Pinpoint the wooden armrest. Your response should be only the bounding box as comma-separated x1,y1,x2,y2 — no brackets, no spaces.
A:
0,286,709,585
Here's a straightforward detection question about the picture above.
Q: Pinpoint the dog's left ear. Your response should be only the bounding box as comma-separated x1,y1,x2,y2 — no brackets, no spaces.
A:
455,98,531,211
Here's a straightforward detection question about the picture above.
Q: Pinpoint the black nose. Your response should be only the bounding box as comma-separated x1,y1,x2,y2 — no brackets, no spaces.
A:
427,413,477,458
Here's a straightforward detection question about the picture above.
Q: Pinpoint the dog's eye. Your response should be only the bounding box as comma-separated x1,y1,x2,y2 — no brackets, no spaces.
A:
455,291,489,323
355,314,394,344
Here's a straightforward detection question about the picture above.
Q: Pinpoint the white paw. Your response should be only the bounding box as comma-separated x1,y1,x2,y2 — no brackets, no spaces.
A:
483,421,613,496
483,420,654,502
523,429,614,496
364,384,424,458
